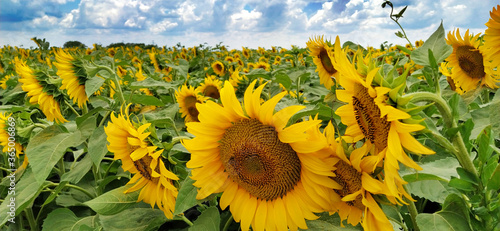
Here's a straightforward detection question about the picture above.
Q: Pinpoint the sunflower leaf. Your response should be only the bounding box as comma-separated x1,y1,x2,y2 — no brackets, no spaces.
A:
188,206,220,231
174,177,198,216
85,76,106,97
411,22,452,66
84,185,139,216
99,207,167,231
42,208,100,231
416,193,473,231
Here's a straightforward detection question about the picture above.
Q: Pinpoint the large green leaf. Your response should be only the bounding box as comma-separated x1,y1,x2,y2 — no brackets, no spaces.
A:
416,193,472,231
61,154,93,184
300,212,362,231
85,76,106,98
400,157,459,182
88,126,108,166
42,208,100,231
174,177,198,216
99,207,167,231
189,206,220,231
411,22,452,66
407,180,459,203
26,125,83,184
0,168,47,227
130,78,177,90
84,185,140,215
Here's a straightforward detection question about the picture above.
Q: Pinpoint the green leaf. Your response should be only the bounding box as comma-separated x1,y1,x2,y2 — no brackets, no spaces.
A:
130,94,164,106
130,78,177,90
189,206,220,231
400,157,459,182
300,212,362,231
290,103,336,124
455,167,478,185
42,208,99,231
26,125,83,184
85,76,106,97
99,207,167,231
407,180,459,203
61,154,93,184
76,115,97,140
477,127,494,163
165,59,189,79
274,72,292,90
411,22,452,66
487,166,500,191
88,126,108,166
174,177,198,216
448,177,475,191
84,185,140,216
0,168,46,227
416,194,473,231
142,105,179,125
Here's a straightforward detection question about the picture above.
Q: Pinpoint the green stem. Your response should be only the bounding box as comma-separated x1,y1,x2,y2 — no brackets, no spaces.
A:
25,208,38,231
222,214,234,231
388,5,413,50
179,214,193,226
98,110,112,127
97,65,126,104
404,185,420,231
428,130,458,154
58,158,66,175
82,103,89,115
64,100,81,117
388,216,408,231
49,182,95,199
403,92,478,177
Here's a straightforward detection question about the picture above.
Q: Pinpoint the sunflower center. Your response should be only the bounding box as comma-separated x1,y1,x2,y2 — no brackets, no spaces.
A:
352,84,390,151
133,154,159,184
319,49,337,75
203,85,220,99
219,118,301,201
332,160,364,210
456,45,485,79
184,95,200,122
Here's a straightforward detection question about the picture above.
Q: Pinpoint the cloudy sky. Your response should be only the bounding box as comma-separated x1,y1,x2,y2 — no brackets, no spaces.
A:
0,0,497,49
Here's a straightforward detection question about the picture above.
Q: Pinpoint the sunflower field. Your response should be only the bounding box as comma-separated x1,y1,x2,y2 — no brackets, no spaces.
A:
1,2,500,231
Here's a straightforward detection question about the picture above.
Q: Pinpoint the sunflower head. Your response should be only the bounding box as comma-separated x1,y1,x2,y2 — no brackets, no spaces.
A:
445,29,498,94
175,85,206,122
212,61,226,76
104,105,179,219
197,76,222,100
183,80,338,231
54,48,90,108
307,35,338,90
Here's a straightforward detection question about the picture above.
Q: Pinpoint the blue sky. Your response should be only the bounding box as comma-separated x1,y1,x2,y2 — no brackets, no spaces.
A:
0,0,497,49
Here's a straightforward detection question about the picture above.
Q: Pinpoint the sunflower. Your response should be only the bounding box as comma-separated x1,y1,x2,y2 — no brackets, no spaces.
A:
104,106,179,218
242,47,251,59
445,29,498,94
15,57,67,124
255,61,270,71
54,48,89,108
307,35,339,90
484,5,500,74
197,76,222,100
332,36,434,202
183,80,337,231
319,122,394,230
175,85,206,122
212,61,226,76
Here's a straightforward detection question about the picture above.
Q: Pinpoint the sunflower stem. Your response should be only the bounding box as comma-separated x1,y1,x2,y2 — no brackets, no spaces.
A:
403,184,420,231
403,92,478,177
178,214,193,226
96,65,127,104
64,100,81,117
386,3,414,50
222,214,233,231
25,207,38,231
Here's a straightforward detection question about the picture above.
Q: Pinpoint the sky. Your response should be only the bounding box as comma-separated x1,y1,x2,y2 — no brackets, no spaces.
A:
0,0,498,49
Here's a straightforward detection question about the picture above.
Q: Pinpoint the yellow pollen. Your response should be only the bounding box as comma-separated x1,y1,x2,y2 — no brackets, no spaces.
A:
352,84,390,151
456,45,485,79
332,160,364,210
219,118,301,200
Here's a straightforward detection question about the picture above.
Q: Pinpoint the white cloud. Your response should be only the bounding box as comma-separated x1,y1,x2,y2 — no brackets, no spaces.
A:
149,19,178,34
32,15,59,27
230,9,262,31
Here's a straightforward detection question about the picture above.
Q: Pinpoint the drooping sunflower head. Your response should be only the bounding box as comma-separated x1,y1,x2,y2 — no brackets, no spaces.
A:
212,61,226,76
53,48,89,108
183,80,337,231
307,35,338,90
196,76,222,100
445,28,498,94
14,57,67,124
104,105,179,219
484,5,500,69
175,85,206,122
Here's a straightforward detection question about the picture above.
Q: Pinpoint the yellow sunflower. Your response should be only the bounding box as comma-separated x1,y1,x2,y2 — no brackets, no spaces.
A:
242,47,251,59
321,122,394,230
332,36,434,202
196,76,222,99
307,35,339,90
445,29,498,94
15,57,67,124
175,85,206,122
484,5,500,74
183,80,337,231
212,61,226,76
104,106,179,218
54,48,89,108
255,61,270,71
